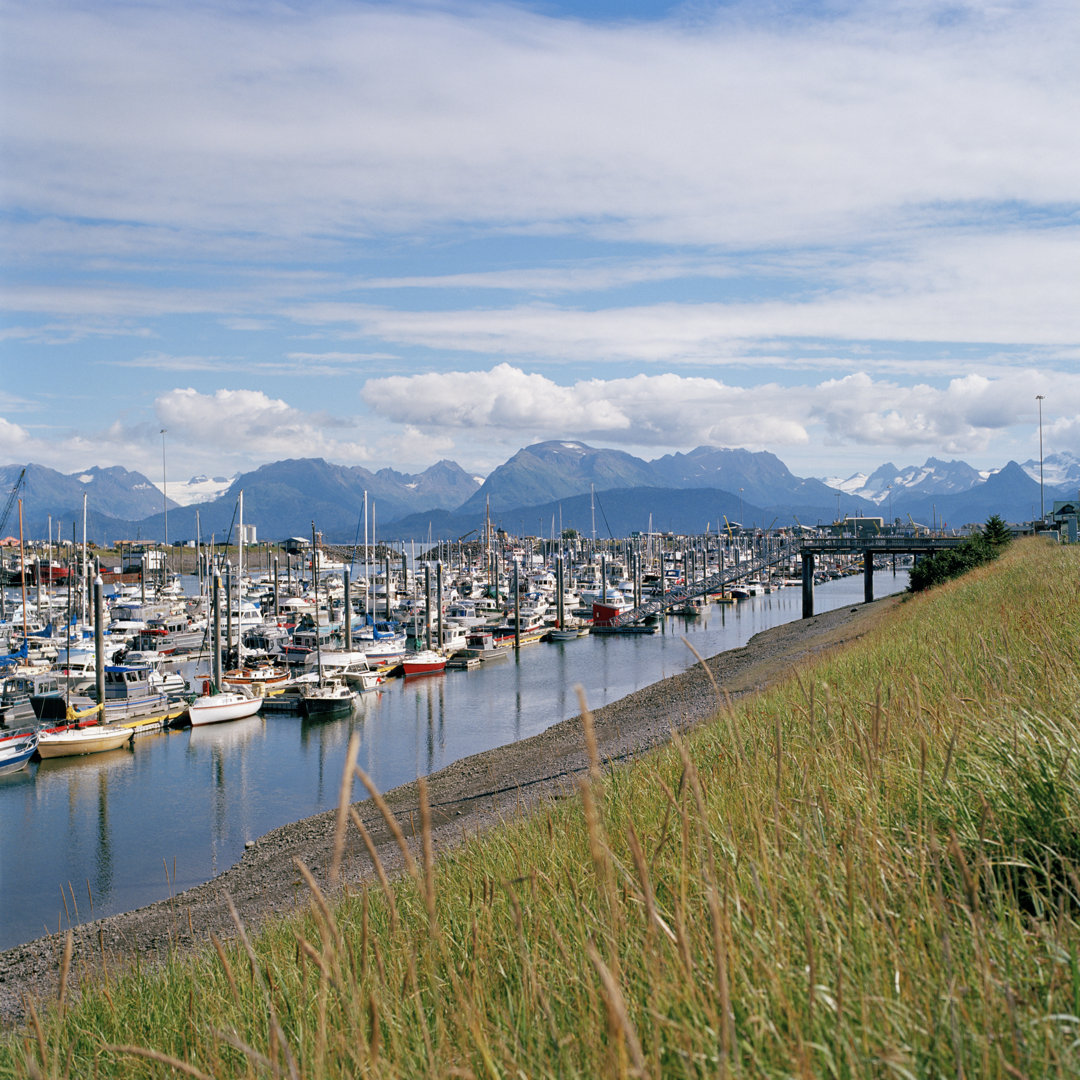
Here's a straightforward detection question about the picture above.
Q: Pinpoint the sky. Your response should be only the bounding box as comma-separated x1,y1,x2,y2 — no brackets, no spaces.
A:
2,0,1079,489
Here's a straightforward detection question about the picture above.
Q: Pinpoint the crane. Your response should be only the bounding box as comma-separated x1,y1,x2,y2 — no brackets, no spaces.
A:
0,468,26,538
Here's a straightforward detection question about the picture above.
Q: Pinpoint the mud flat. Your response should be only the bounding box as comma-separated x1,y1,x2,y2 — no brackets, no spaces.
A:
0,595,901,1029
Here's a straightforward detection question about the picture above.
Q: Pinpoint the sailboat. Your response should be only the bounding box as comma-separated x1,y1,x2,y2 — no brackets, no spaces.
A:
188,683,262,727
186,492,264,727
299,519,359,720
221,490,288,690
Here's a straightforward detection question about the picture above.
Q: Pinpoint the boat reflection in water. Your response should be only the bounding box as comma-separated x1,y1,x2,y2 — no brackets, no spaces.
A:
31,744,138,938
188,714,266,877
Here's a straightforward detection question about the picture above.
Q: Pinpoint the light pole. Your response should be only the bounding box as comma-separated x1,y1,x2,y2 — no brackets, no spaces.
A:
887,483,893,529
1036,394,1045,521
160,429,168,548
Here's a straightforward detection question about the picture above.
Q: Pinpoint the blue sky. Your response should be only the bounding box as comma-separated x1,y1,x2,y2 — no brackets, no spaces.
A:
2,0,1079,487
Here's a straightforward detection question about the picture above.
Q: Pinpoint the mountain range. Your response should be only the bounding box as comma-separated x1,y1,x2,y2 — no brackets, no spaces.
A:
2,443,1077,546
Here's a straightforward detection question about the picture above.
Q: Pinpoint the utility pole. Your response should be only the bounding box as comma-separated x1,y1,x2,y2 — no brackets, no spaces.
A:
1036,394,1045,521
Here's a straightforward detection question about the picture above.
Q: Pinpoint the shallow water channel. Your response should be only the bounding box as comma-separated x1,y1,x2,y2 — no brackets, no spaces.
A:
0,570,906,950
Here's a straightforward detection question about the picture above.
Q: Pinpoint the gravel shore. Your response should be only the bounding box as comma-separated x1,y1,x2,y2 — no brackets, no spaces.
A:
0,595,901,1030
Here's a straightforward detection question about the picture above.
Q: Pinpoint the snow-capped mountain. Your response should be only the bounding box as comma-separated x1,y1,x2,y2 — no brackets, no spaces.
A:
1020,452,1080,491
155,474,237,507
822,458,985,504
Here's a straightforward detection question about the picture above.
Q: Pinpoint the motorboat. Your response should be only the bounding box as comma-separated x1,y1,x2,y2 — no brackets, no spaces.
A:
36,724,134,759
0,727,38,775
221,662,290,690
304,650,383,690
299,677,358,720
188,686,263,727
0,669,66,728
402,649,447,676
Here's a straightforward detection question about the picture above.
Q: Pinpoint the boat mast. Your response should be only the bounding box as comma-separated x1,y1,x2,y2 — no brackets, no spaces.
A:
237,491,244,669
311,520,323,682
18,499,27,650
81,492,88,622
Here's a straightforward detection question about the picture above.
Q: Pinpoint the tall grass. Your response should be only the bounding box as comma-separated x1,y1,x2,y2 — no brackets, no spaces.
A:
6,537,1080,1077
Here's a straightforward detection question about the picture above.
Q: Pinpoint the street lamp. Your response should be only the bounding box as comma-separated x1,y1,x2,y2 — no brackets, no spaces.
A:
1036,394,1045,521
160,429,168,547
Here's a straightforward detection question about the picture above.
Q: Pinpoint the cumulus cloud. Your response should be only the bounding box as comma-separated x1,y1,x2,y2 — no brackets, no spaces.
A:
810,370,1070,455
153,388,370,464
363,364,1079,461
0,417,30,455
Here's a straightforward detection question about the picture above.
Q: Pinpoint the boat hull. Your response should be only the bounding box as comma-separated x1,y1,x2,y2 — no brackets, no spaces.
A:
402,651,447,676
188,692,263,727
0,729,38,774
36,726,134,758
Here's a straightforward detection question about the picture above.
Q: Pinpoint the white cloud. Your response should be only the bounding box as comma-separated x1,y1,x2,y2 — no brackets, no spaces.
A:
4,0,1080,483
0,417,30,456
4,1,1079,247
287,227,1080,361
810,370,1072,455
363,364,1080,461
154,388,372,467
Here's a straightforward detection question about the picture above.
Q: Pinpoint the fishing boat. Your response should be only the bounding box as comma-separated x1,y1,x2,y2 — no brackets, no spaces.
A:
300,678,358,720
305,650,384,690
401,649,447,676
36,724,134,759
0,669,66,728
0,727,38,775
221,661,290,690
297,519,360,720
188,686,262,727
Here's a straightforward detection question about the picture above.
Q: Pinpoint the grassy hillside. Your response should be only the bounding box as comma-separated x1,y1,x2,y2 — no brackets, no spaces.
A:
7,538,1080,1077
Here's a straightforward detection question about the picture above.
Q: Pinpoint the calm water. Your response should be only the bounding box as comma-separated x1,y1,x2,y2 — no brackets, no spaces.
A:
0,571,906,950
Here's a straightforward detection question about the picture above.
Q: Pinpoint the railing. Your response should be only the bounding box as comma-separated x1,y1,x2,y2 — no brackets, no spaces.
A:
800,536,969,553
610,540,802,627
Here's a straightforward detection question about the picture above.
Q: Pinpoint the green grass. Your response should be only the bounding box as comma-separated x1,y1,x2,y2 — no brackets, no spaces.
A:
6,537,1080,1077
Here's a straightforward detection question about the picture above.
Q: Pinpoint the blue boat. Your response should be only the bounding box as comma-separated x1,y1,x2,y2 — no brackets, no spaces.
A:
0,727,38,776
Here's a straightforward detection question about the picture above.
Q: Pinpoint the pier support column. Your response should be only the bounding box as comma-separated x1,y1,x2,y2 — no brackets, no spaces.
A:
513,561,521,652
424,564,432,651
801,552,815,619
436,561,443,649
863,552,874,604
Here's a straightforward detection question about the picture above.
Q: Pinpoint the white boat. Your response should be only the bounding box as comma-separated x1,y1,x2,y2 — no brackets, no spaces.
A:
188,687,263,727
0,727,38,774
305,650,384,690
36,725,134,759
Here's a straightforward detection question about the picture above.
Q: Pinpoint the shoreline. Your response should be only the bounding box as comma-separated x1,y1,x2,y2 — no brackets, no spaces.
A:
0,594,902,1030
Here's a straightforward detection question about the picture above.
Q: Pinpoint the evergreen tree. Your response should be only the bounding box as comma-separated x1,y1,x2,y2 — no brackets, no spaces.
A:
908,514,1010,593
982,513,1012,547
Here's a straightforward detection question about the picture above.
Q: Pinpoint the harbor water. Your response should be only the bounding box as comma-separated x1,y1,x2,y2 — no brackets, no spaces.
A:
0,570,906,951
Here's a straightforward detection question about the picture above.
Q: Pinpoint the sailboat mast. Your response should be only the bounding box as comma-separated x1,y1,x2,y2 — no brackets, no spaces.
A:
81,492,88,621
237,491,244,667
311,520,322,681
